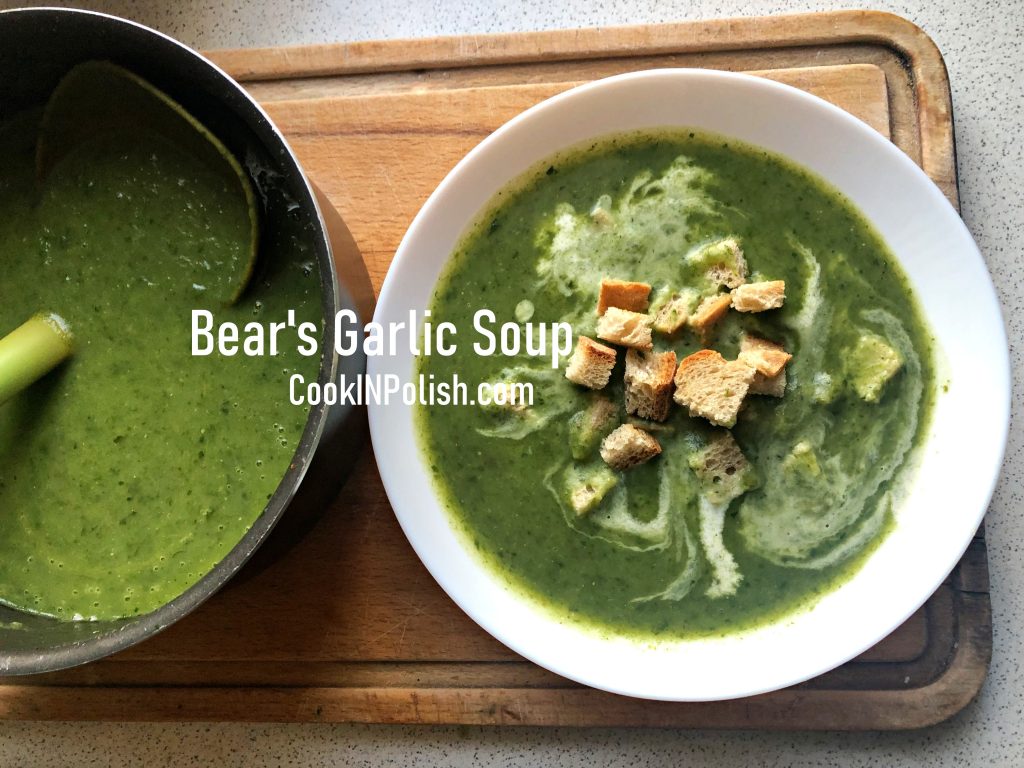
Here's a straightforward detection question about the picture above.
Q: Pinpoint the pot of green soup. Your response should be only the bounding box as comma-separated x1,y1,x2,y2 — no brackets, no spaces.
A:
0,8,368,674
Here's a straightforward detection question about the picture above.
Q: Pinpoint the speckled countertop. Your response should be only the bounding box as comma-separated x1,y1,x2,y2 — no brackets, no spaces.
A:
0,0,1020,765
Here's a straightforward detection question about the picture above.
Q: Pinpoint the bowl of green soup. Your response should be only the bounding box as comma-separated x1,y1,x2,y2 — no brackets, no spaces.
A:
0,9,367,674
369,69,1010,700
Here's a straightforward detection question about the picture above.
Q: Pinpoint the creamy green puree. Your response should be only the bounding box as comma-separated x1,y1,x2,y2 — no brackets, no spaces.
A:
417,130,936,639
0,111,320,621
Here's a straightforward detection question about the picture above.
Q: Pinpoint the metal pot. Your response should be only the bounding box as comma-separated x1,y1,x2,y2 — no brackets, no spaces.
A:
0,7,368,675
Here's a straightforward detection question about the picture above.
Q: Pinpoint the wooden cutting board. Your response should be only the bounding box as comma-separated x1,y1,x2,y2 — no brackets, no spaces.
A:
0,10,990,729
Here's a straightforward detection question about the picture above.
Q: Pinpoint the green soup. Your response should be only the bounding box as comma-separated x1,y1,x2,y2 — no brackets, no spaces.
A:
416,130,936,639
0,111,321,620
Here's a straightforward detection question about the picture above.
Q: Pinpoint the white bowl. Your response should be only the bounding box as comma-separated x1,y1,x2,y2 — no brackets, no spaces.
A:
368,69,1009,701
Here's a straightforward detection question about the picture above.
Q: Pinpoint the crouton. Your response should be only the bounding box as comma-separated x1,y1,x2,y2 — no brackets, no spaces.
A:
847,332,903,403
738,334,792,377
688,431,759,505
748,368,787,398
568,465,619,516
732,280,786,312
688,293,732,333
689,237,748,289
565,336,617,390
652,292,693,335
568,396,619,461
738,335,790,399
596,307,653,349
597,279,652,315
624,349,677,422
673,349,757,428
600,424,661,470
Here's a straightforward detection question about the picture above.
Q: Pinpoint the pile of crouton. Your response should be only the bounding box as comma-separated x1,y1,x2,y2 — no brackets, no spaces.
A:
564,238,791,480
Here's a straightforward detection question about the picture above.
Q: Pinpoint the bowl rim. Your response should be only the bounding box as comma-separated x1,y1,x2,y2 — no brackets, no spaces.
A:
369,67,1010,701
0,6,343,676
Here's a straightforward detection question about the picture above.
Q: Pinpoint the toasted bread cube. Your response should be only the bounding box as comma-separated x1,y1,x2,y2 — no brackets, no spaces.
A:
624,349,677,422
600,424,662,470
731,280,786,312
652,292,693,335
597,279,652,315
847,332,903,403
690,237,748,289
565,336,617,390
688,431,759,504
568,396,619,461
673,349,757,428
737,334,790,399
596,307,653,350
568,465,619,516
739,334,792,377
688,293,732,333
748,368,787,398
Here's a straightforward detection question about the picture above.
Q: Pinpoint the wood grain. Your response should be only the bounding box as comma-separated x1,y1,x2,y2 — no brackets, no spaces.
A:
0,10,987,729
253,64,889,301
209,8,955,205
